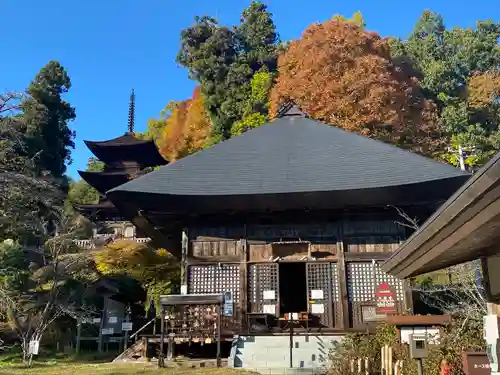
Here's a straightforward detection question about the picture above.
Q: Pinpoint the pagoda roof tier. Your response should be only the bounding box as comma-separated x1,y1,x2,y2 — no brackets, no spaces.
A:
74,199,122,221
78,170,131,195
108,106,469,215
84,132,168,168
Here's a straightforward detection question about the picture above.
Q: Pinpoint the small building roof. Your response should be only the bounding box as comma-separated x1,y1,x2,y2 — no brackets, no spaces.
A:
382,151,500,279
109,110,468,198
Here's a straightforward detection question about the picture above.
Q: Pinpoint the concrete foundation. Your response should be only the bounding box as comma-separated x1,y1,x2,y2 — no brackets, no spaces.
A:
228,334,344,374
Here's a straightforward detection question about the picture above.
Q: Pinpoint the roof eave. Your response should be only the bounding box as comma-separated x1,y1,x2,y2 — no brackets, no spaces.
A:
382,152,500,279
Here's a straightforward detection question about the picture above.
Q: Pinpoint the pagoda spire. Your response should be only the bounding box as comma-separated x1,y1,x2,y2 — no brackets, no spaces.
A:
127,88,135,133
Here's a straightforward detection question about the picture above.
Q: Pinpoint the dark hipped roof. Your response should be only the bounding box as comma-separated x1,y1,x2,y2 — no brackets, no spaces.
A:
84,132,168,168
109,113,468,198
78,171,131,195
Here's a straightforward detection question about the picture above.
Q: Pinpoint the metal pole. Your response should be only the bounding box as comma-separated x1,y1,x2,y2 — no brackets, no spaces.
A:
216,302,222,368
417,358,423,375
158,305,165,368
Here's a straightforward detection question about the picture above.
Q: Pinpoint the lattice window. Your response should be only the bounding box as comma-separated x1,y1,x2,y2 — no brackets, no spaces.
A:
347,262,404,302
189,265,216,295
214,264,240,301
307,263,334,327
347,262,376,302
188,264,240,301
248,264,279,315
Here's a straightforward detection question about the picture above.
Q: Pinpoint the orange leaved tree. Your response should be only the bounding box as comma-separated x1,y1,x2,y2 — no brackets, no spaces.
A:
270,18,442,155
159,87,211,161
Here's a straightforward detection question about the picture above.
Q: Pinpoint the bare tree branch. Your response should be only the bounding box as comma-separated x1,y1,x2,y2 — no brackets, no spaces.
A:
387,204,419,230
0,90,23,115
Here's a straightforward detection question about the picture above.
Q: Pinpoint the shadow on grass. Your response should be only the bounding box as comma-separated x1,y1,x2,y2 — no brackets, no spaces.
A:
0,349,117,369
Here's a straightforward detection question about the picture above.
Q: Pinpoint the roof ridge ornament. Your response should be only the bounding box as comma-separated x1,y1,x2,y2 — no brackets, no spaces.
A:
276,101,307,118
127,88,135,134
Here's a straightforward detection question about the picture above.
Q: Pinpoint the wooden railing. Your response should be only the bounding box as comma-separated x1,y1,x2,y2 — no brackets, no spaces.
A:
74,237,151,249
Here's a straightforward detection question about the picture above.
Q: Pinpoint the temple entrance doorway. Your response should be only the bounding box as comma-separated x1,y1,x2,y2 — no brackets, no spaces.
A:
278,262,308,315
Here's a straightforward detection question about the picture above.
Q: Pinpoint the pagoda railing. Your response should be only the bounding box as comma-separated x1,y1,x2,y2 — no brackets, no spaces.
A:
74,237,151,249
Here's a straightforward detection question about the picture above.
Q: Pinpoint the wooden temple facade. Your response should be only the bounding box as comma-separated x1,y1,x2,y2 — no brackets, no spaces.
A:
106,105,470,337
183,213,409,333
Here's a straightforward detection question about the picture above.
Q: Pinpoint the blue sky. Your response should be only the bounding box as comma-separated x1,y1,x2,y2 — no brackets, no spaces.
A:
2,0,499,179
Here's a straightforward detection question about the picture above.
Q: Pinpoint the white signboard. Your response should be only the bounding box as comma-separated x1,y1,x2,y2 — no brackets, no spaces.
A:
180,284,188,295
311,304,325,314
108,316,118,324
122,322,133,331
311,289,324,299
263,304,276,315
28,340,39,355
263,290,275,300
101,328,114,335
92,318,101,324
484,314,499,343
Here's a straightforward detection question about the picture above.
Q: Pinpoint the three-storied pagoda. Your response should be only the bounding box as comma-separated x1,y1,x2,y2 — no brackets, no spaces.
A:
106,105,470,369
75,90,168,240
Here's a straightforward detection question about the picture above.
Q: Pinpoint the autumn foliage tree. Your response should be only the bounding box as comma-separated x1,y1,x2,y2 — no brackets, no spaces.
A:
270,18,441,155
155,87,211,161
94,240,179,311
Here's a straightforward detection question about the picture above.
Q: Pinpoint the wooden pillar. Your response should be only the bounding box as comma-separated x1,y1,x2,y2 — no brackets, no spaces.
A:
403,279,414,314
239,238,248,331
158,305,165,368
337,223,350,329
181,229,189,291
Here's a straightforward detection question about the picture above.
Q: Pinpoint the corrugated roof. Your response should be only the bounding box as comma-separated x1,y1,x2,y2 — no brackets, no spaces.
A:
109,116,468,197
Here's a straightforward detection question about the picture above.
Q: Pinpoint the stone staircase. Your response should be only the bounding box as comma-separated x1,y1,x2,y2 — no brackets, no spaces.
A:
113,340,146,363
228,334,343,374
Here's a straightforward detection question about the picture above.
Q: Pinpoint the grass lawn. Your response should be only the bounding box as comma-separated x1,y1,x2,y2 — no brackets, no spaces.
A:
0,363,254,375
0,352,257,375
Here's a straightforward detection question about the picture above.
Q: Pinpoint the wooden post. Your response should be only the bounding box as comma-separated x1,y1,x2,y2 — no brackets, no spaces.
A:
217,302,222,368
98,297,107,353
337,223,350,329
240,238,248,331
75,320,81,355
158,305,165,368
388,345,393,375
181,229,189,289
403,279,414,314
123,305,130,351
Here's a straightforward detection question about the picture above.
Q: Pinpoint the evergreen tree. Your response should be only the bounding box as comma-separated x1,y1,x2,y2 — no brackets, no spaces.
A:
20,61,76,178
177,1,279,143
390,11,500,168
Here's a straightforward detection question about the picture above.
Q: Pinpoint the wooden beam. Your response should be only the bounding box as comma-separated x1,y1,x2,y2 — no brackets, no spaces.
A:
239,238,248,331
337,223,350,329
181,229,189,288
